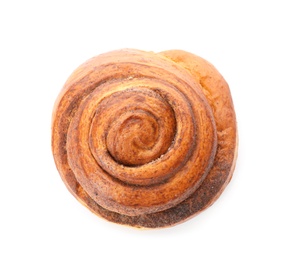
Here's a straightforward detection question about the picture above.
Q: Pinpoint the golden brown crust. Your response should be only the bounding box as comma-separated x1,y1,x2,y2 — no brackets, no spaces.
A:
51,49,237,228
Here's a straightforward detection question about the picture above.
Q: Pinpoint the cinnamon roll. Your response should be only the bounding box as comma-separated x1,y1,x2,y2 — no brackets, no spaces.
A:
52,49,238,228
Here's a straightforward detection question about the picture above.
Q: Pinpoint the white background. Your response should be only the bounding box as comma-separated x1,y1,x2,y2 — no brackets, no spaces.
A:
1,0,289,259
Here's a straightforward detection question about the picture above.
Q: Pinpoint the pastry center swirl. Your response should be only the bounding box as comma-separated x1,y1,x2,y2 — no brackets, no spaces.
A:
87,81,196,187
103,90,176,167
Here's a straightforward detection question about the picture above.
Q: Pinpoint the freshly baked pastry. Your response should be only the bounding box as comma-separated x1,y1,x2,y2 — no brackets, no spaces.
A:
52,49,238,228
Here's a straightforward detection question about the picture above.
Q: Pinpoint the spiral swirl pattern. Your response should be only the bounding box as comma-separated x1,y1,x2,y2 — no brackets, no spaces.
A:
52,49,237,228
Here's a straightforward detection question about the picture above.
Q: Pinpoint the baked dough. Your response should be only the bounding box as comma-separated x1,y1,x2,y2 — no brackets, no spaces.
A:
52,49,238,228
